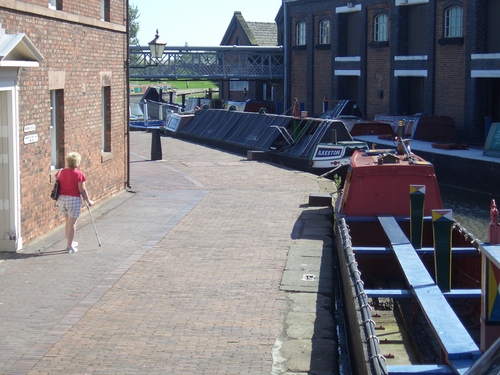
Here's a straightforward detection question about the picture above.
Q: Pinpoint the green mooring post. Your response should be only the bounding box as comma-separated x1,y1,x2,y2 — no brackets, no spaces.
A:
432,209,453,292
410,185,426,249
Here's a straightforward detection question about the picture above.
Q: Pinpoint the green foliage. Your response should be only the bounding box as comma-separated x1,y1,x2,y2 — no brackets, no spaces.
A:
129,4,140,46
333,174,342,190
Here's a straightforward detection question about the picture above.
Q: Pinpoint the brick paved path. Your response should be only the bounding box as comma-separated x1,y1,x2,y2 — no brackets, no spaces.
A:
0,132,324,374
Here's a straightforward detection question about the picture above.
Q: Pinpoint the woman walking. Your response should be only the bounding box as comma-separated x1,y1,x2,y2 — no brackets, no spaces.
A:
55,152,94,253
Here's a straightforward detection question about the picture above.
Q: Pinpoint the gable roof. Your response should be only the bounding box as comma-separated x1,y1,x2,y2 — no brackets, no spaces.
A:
221,11,277,46
0,25,44,67
247,22,278,46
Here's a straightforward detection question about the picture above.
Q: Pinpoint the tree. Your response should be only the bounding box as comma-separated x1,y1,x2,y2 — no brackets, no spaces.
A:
129,4,140,45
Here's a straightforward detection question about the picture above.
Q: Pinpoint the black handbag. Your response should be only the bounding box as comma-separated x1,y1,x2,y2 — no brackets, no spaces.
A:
50,180,60,200
51,169,61,200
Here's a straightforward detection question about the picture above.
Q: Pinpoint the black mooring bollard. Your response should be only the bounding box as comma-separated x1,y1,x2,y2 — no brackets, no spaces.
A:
151,128,162,160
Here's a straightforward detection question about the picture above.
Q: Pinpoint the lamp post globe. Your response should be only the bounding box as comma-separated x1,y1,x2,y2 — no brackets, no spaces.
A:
148,29,166,60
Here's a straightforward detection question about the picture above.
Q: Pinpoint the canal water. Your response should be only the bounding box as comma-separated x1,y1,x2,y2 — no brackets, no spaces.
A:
441,186,494,242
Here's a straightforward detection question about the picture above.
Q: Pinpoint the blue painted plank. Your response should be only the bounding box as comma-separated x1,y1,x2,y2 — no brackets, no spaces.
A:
377,216,481,361
365,289,411,297
449,359,478,375
387,364,454,374
388,361,476,375
365,289,481,299
378,216,411,245
443,289,481,298
353,246,479,255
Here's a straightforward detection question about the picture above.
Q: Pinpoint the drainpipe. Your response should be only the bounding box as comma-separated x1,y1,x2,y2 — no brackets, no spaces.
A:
283,0,290,114
125,0,131,189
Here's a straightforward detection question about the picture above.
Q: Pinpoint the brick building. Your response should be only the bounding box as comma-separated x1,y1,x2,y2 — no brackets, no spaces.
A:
220,11,281,104
0,0,128,251
277,0,500,144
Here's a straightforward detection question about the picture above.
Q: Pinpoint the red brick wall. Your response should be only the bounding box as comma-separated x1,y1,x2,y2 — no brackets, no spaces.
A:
313,12,332,115
434,0,466,130
1,1,127,244
290,50,307,111
224,27,251,46
366,3,391,120
25,0,125,23
290,13,308,113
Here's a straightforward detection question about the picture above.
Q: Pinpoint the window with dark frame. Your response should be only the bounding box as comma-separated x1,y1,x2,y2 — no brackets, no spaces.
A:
444,5,462,38
319,19,330,45
100,0,110,22
374,13,388,42
48,0,62,10
102,86,111,153
296,21,306,46
50,89,64,169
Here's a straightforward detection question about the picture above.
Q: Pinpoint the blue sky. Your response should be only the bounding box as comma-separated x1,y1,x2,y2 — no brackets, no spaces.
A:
130,0,282,47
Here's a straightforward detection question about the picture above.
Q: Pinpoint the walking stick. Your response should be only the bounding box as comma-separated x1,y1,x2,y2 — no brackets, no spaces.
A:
86,201,102,247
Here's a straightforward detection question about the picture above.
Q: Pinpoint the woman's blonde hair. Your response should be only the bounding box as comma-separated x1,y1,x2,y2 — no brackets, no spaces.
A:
66,152,81,169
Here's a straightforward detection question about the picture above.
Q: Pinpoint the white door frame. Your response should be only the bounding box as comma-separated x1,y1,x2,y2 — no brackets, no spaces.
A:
0,68,22,251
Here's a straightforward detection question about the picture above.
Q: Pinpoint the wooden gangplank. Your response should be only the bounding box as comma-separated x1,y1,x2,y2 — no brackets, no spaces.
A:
377,216,481,373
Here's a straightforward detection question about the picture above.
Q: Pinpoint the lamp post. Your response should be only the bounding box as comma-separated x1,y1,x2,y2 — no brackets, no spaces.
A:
148,29,166,62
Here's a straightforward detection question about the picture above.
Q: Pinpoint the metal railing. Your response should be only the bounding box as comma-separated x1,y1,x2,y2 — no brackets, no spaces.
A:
129,45,284,81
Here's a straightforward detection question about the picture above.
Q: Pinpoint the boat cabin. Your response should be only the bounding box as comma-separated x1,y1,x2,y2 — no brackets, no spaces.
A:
339,149,443,218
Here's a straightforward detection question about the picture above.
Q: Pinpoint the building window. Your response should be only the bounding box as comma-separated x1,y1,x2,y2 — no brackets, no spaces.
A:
319,19,330,45
374,13,388,42
296,21,306,46
102,86,111,153
100,0,110,21
229,81,249,91
48,0,62,10
50,90,64,169
444,6,462,38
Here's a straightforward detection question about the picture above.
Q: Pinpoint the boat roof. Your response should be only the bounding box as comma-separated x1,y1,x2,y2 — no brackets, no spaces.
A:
178,109,355,154
340,150,443,217
351,148,434,168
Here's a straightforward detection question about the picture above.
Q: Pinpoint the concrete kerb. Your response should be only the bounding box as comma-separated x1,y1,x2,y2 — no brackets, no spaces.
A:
272,194,340,374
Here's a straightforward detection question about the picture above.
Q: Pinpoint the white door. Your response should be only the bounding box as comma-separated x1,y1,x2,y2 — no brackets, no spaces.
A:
0,82,21,252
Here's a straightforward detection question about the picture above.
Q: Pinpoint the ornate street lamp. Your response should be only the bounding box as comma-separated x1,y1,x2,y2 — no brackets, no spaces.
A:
148,30,166,62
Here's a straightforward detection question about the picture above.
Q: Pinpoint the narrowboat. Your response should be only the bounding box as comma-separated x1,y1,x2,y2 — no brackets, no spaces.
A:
334,121,500,374
164,104,369,176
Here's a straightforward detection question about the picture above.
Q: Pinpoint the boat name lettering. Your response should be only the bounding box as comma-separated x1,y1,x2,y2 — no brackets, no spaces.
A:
315,148,342,157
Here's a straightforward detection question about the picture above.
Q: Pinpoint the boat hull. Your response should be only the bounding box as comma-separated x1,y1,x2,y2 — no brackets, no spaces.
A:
334,149,483,373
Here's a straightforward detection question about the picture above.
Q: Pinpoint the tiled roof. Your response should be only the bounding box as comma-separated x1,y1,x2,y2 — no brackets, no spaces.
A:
220,12,278,46
246,22,278,46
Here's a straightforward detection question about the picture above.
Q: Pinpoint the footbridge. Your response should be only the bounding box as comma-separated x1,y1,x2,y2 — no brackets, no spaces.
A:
129,45,284,81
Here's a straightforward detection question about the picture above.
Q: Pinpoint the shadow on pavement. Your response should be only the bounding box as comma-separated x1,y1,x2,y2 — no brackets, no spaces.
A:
286,205,351,374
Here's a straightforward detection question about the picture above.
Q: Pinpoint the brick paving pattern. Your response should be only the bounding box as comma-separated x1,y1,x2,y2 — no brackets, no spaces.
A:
0,132,324,374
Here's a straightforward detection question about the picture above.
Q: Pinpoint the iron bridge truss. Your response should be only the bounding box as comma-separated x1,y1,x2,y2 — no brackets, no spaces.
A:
129,45,284,81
